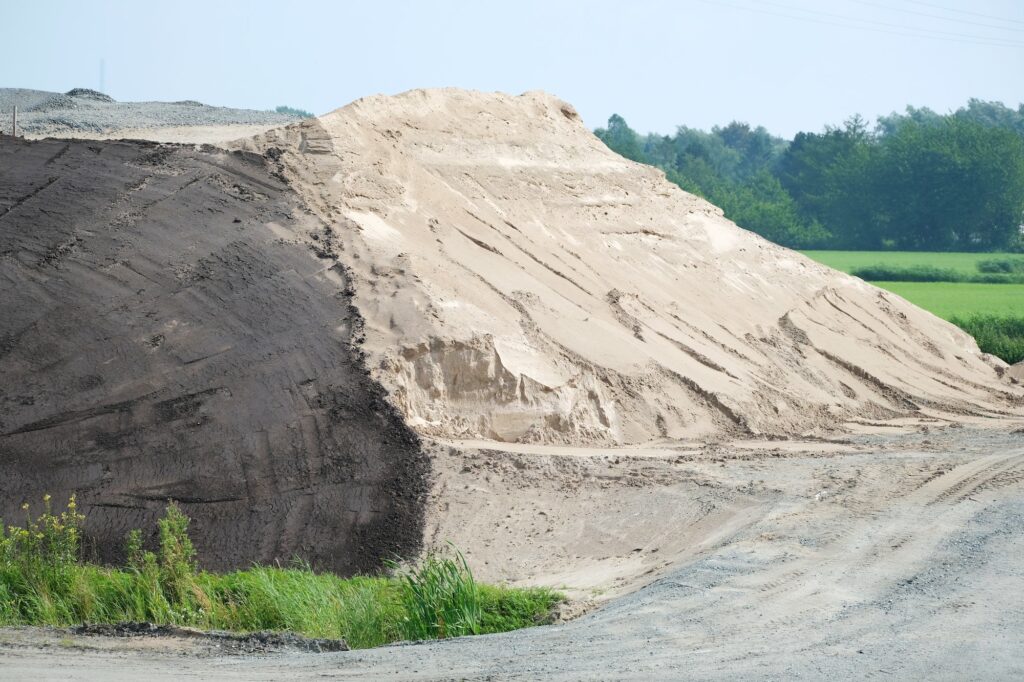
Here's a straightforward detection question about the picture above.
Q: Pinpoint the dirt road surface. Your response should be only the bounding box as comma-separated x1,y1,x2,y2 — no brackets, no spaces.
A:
3,427,1022,680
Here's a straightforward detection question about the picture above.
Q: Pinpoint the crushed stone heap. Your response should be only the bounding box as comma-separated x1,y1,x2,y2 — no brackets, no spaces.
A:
241,89,1020,444
0,87,301,137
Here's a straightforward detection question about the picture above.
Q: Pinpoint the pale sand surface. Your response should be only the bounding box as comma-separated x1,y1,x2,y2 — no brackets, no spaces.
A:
236,89,1019,447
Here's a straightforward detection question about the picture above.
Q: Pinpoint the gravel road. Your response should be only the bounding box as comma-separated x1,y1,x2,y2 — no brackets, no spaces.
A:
2,428,1022,680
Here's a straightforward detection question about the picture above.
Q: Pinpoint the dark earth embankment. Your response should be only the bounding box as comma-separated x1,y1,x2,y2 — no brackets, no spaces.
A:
0,137,428,573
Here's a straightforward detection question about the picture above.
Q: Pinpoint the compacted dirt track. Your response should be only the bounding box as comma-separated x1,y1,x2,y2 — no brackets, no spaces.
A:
3,428,1022,680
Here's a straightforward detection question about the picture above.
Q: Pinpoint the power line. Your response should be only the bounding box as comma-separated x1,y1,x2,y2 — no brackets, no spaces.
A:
688,0,1024,48
755,0,1024,44
900,0,1024,26
849,0,1024,33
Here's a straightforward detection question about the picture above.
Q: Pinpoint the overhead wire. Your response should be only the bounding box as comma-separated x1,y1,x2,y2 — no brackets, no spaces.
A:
686,0,1024,48
900,0,1024,26
755,0,1024,45
848,0,1024,33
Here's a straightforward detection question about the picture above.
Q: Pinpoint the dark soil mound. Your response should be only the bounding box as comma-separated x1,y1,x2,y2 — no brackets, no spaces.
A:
0,137,429,574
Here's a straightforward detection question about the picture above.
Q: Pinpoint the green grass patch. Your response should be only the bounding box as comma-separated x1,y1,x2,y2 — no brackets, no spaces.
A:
0,499,562,649
801,250,1022,276
867,282,1024,320
800,252,1024,363
949,315,1024,364
803,251,1024,282
849,264,964,282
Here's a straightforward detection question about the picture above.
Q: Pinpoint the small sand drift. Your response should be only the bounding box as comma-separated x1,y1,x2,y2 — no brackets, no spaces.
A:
242,89,1020,445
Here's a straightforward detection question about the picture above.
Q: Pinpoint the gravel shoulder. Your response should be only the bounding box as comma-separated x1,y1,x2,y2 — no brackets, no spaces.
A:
3,427,1023,680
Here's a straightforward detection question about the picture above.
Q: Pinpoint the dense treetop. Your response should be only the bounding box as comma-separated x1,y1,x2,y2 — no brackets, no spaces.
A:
595,100,1024,251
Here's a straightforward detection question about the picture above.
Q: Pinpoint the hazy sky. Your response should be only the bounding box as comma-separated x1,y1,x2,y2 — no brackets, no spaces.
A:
4,0,1022,137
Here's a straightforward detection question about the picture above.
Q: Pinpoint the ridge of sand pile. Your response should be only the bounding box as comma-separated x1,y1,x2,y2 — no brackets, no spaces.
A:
240,89,1020,444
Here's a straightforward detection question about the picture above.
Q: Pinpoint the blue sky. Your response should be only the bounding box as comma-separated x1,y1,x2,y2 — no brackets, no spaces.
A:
3,0,1022,137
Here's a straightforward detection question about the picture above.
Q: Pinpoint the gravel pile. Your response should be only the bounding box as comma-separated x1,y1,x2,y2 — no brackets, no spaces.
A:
0,87,302,136
26,93,82,113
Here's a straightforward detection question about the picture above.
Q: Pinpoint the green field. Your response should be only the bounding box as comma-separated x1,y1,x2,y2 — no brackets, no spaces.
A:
799,252,1024,363
800,251,1024,320
868,282,1024,319
800,250,1024,277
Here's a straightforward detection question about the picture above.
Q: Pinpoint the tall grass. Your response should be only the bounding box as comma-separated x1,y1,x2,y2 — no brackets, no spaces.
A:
950,314,1024,364
390,550,481,640
850,264,1024,283
0,499,561,649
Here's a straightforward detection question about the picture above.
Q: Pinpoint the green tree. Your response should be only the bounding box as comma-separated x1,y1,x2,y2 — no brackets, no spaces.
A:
776,116,879,248
595,114,644,162
875,118,1024,250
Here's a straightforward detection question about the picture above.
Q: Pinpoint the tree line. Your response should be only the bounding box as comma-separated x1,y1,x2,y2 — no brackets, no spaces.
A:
594,100,1024,251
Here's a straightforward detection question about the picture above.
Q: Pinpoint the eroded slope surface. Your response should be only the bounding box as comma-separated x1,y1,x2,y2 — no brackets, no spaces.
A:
243,89,1021,444
0,137,428,572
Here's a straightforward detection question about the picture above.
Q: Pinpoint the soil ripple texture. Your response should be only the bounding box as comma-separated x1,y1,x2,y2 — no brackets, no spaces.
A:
0,136,428,573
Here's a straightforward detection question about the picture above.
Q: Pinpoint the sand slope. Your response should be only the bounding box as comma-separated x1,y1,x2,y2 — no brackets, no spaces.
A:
241,89,1019,444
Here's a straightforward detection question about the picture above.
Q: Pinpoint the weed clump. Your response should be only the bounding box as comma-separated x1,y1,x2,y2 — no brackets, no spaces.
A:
391,549,482,640
0,498,561,648
950,314,1024,364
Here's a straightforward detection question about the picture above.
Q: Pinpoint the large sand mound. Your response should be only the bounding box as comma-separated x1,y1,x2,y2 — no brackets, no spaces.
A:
241,89,1019,444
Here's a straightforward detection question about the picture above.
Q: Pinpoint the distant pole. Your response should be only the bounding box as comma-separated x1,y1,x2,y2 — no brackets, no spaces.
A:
100,59,106,93
12,105,16,138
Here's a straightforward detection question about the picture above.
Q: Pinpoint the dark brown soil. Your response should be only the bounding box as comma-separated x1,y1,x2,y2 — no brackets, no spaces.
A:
71,622,348,654
0,137,429,574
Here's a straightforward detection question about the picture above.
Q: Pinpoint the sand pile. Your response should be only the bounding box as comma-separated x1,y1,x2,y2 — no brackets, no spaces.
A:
241,89,1019,445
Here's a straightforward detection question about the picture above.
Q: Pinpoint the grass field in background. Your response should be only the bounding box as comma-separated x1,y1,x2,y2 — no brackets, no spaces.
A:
800,250,1023,276
800,251,1024,363
800,251,1024,319
868,282,1024,319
